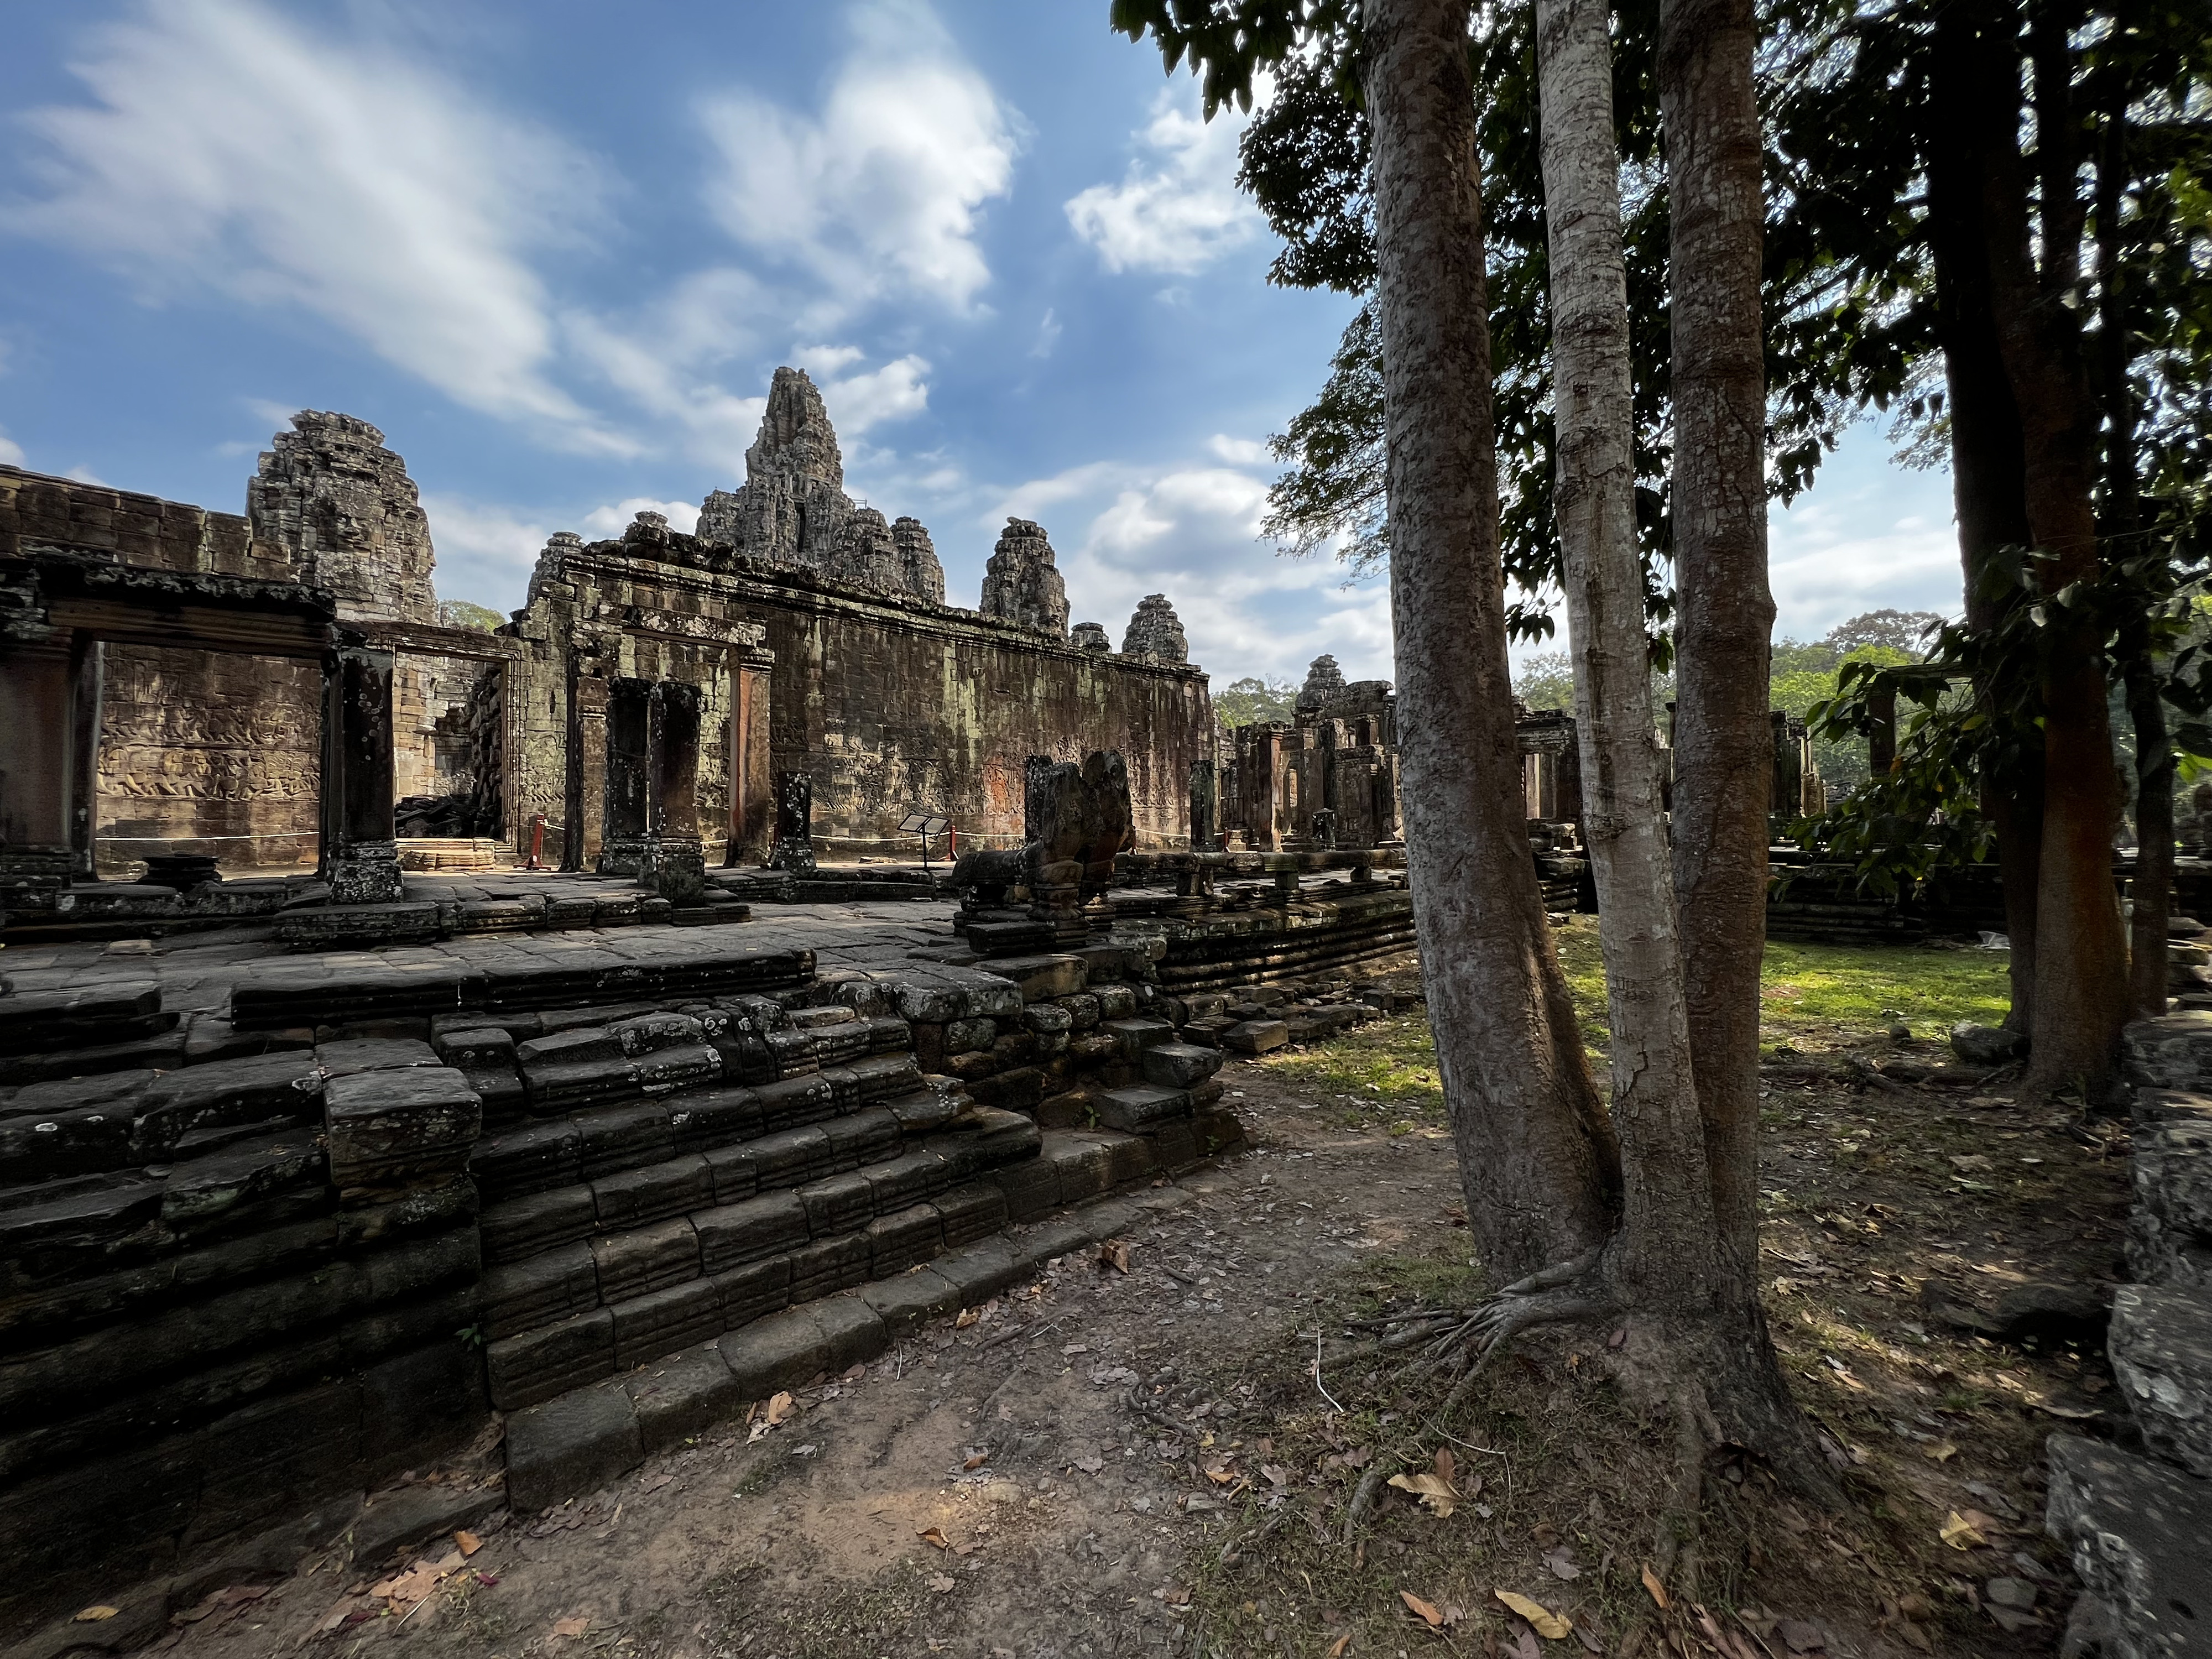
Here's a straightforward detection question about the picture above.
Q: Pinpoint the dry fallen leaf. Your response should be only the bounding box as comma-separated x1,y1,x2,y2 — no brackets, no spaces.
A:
454,1530,482,1557
1073,1455,1105,1474
1400,1591,1445,1629
72,1608,119,1624
1542,1547,1581,1580
1939,1511,1987,1550
764,1391,795,1425
955,1307,981,1329
929,1575,957,1594
1328,1636,1352,1658
962,1451,990,1471
1433,1446,1455,1491
917,1527,951,1551
1921,1442,1958,1463
1494,1590,1572,1639
1640,1562,1671,1610
1387,1472,1458,1518
1099,1239,1132,1273
549,1616,590,1641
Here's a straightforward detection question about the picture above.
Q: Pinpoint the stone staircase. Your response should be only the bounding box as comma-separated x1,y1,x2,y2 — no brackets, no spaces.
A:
2041,1012,2212,1657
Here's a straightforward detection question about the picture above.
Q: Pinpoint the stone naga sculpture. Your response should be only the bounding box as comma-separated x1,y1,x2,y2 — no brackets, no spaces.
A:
1024,751,1134,940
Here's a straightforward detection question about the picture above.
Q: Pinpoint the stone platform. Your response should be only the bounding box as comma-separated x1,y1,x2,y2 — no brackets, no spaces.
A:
0,893,1358,1643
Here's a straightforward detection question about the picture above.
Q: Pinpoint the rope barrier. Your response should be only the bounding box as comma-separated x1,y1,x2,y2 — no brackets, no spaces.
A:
95,831,319,843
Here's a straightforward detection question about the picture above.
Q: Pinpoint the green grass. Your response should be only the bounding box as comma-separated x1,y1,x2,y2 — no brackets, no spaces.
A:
1265,921,2013,1108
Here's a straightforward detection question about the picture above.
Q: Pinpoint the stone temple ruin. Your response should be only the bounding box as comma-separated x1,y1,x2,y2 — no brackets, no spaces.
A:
0,369,1444,1644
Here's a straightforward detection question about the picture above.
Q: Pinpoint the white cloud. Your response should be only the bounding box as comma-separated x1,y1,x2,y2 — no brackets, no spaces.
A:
1065,85,1263,275
1766,431,1962,639
698,0,1021,320
0,430,24,467
7,0,627,451
1030,307,1062,359
1207,434,1272,466
803,351,930,435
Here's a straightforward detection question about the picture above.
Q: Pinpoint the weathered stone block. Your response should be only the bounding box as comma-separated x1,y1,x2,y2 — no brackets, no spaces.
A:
968,1065,1045,1113
866,1203,946,1275
593,1154,713,1230
933,1182,1010,1248
2111,1284,2212,1477
133,1050,324,1159
821,1106,902,1171
988,955,1088,1004
2044,1432,2212,1659
787,1232,872,1303
612,1277,726,1369
472,1118,583,1201
712,1253,792,1328
797,1170,876,1236
2133,1094,2212,1286
486,1308,616,1411
482,1241,601,1340
573,1102,676,1178
718,1310,831,1400
624,1344,742,1453
1094,1084,1189,1134
612,1011,702,1057
755,1072,838,1130
884,1082,963,1136
505,1380,643,1511
1142,1042,1224,1089
481,1185,596,1262
694,1191,810,1274
866,1147,950,1212
944,1016,997,1055
750,1124,837,1190
2125,1010,2212,1093
858,1266,959,1337
590,1217,700,1302
1223,1019,1290,1055
325,1067,481,1195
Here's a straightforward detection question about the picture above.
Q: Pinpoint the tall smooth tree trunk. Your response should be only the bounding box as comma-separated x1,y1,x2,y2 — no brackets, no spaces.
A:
1972,0,2130,1093
2097,96,2169,1017
1658,0,1772,1269
1928,2,2044,1034
1361,0,1619,1284
1535,0,1713,1300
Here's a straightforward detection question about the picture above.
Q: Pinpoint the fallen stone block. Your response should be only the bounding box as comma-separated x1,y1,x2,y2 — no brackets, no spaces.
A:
505,1380,643,1512
1140,1042,1223,1090
346,1479,505,1568
987,955,1088,1004
1222,1019,1290,1055
1094,1084,1190,1134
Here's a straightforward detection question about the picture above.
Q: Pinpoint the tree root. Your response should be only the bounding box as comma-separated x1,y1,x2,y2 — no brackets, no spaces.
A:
1124,1389,1201,1439
1617,1391,1713,1658
1341,1464,1390,1545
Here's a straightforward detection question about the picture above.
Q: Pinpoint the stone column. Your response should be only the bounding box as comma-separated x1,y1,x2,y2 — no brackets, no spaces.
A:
1867,682,1897,780
0,637,77,915
598,677,651,877
68,639,104,879
321,644,401,904
645,680,705,902
1188,757,1217,853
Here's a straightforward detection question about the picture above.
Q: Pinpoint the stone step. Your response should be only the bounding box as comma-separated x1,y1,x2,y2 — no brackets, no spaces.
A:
500,1180,1205,1510
228,942,815,1030
469,1056,932,1208
0,982,167,1057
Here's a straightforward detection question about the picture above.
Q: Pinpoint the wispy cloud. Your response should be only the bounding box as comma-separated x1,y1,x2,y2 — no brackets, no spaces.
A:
6,0,627,450
1065,85,1262,275
698,0,1022,322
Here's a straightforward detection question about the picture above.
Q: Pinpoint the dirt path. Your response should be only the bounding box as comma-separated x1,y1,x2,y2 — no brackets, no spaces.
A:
122,937,2131,1659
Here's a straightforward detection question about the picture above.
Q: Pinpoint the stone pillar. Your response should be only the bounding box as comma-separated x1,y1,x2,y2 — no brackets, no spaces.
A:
0,637,76,915
68,639,103,879
321,644,401,904
645,680,705,902
1770,709,1801,831
568,672,609,871
1555,720,1584,824
598,677,652,876
727,659,775,865
1867,682,1897,780
768,770,816,873
1188,756,1217,853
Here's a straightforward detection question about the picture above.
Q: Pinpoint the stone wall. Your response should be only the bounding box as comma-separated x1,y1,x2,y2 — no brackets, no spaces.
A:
507,520,1211,860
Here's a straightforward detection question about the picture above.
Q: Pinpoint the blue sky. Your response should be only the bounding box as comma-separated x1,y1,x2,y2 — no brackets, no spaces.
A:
0,0,1963,686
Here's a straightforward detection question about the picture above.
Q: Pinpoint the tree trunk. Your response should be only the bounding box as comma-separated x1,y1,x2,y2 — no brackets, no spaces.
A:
1928,1,2043,1033
1972,0,2130,1094
2097,93,2168,1016
1658,0,1773,1270
1361,0,1620,1282
1537,0,1714,1299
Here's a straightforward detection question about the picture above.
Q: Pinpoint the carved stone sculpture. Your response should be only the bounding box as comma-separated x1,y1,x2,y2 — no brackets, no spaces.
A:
979,519,1069,639
1023,750,1134,941
1071,621,1112,653
767,770,816,874
1120,594,1188,662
